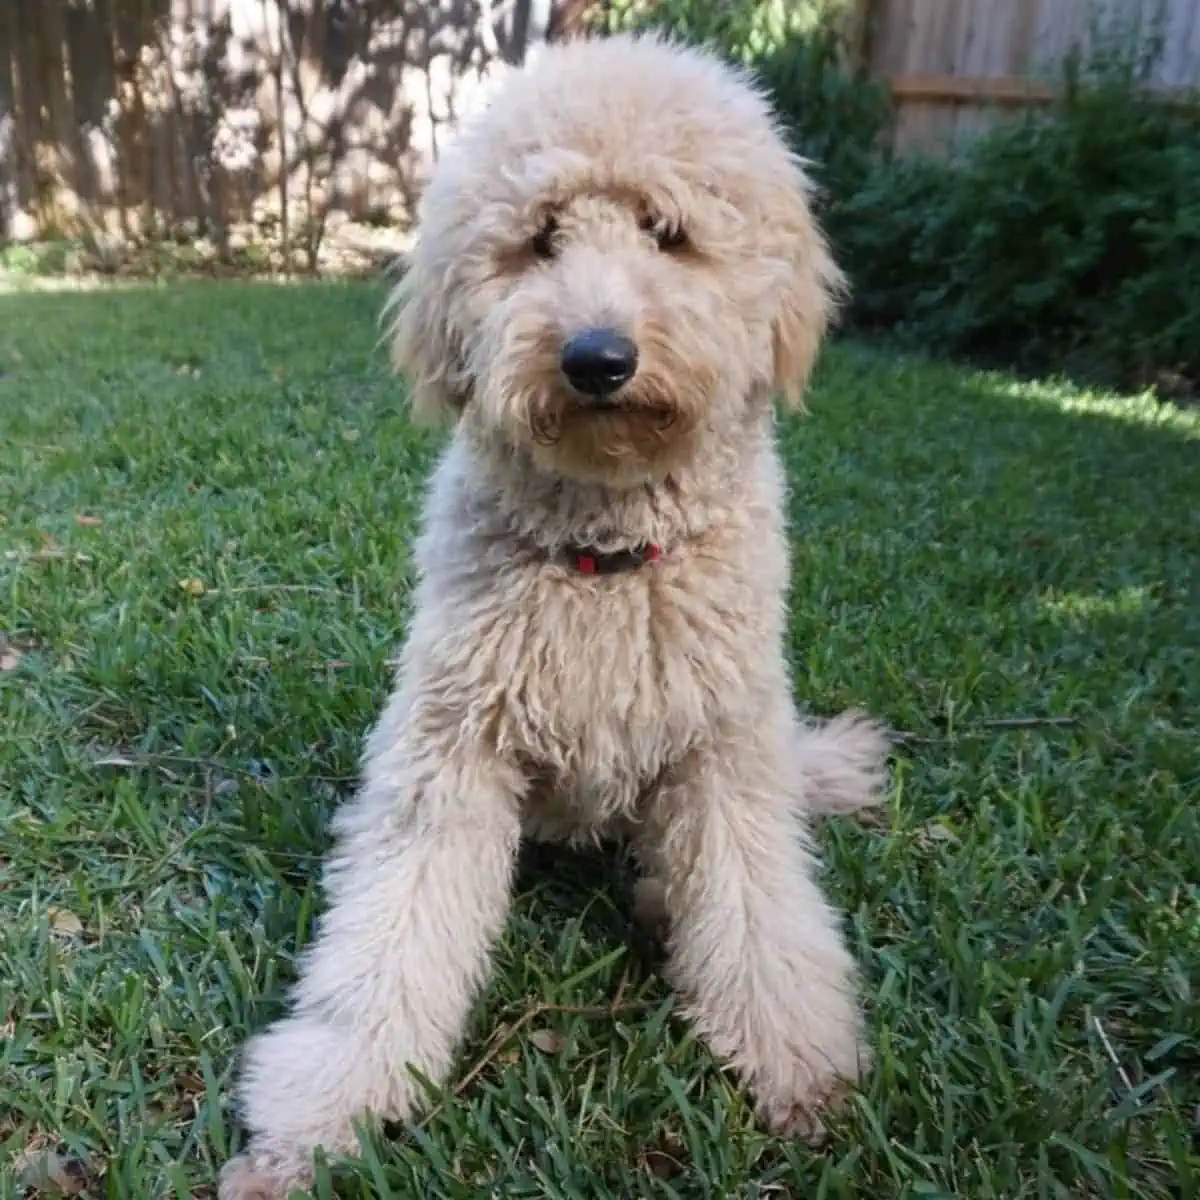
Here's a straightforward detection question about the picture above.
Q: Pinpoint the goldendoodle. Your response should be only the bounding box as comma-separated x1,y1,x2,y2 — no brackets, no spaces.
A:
219,32,889,1199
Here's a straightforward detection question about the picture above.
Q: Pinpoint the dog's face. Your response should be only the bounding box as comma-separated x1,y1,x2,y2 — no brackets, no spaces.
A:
387,34,843,486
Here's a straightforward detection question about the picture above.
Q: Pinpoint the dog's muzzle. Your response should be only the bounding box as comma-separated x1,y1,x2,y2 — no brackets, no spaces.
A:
560,328,638,401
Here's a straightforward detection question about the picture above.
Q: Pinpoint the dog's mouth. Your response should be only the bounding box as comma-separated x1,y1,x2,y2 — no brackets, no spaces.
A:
564,392,679,430
580,396,624,413
530,394,679,447
565,383,678,417
572,395,664,420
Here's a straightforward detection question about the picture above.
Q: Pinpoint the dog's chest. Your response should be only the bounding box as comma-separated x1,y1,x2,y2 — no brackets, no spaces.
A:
478,566,753,824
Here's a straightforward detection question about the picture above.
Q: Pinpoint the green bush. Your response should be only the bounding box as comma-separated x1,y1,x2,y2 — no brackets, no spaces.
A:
831,74,1200,389
592,0,826,63
752,23,891,205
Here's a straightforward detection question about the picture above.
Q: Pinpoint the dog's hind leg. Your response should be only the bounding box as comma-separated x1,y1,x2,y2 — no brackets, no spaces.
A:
219,688,524,1200
637,711,871,1143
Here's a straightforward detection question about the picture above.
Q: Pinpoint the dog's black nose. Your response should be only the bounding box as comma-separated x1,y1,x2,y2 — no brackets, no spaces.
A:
560,328,638,397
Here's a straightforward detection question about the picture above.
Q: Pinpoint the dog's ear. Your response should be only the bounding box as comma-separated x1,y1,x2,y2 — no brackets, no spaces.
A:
383,246,466,426
770,160,846,410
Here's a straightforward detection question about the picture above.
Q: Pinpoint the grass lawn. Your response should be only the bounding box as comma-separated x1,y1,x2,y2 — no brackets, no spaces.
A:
1,279,1197,1200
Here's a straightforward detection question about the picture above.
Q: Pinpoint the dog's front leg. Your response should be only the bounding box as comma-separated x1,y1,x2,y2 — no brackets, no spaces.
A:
219,692,524,1200
639,722,870,1142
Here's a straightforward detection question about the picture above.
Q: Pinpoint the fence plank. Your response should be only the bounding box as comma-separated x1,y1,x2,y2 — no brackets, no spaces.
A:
890,70,1196,103
0,21,17,239
881,0,1199,153
870,0,915,75
1161,0,1200,86
1008,0,1040,73
1187,0,1200,84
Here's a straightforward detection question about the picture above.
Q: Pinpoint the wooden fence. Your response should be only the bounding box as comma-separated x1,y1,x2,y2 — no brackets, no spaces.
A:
859,0,1200,153
2,0,1198,252
0,0,552,261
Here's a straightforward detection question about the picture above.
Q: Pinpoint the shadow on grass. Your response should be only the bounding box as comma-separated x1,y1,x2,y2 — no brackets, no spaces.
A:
783,336,1197,721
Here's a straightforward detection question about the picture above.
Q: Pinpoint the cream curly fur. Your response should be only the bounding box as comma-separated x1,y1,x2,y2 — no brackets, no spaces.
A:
219,32,890,1199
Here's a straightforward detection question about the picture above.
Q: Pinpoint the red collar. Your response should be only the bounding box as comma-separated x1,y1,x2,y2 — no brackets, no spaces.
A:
563,542,662,575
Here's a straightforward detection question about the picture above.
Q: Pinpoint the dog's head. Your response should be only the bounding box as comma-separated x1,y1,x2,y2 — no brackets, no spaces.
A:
386,33,844,485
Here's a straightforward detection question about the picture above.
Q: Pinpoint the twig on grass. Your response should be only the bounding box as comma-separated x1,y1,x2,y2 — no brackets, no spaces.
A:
92,750,357,786
611,962,631,1013
214,583,342,597
415,993,649,1131
976,716,1079,731
891,715,1080,745
1091,1014,1141,1109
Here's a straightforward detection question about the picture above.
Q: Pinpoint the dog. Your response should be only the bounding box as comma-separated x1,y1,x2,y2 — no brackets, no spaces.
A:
218,32,888,1199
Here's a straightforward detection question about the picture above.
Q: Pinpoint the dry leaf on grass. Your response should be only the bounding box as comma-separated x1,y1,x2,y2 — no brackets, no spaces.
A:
529,1028,564,1055
642,1148,682,1180
74,514,102,527
916,822,960,849
47,907,84,937
18,1148,91,1195
640,1130,687,1180
175,1071,206,1097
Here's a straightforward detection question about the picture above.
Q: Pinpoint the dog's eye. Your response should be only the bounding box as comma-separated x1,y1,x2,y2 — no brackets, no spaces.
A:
531,216,559,260
640,214,688,252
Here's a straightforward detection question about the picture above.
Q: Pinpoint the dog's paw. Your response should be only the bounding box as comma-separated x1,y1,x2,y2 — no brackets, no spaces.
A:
218,1149,311,1200
754,1031,871,1146
758,1065,862,1146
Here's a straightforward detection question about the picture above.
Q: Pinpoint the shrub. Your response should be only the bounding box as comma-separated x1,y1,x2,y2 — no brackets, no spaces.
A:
832,72,1200,390
752,22,892,205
